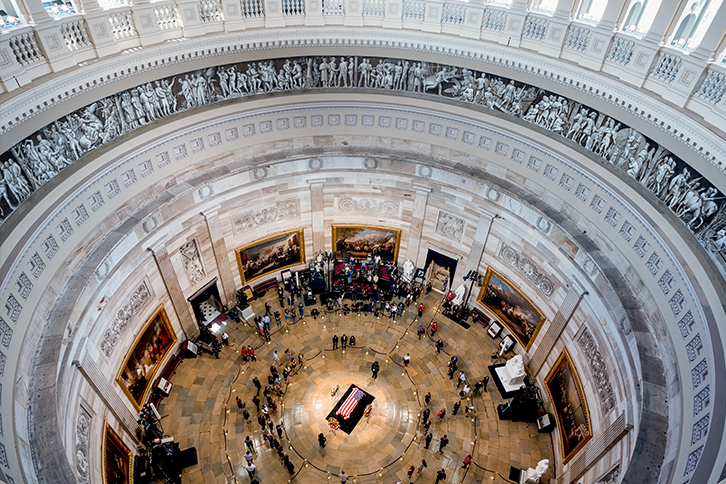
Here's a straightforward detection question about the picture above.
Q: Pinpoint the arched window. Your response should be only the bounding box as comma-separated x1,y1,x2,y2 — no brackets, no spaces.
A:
621,0,663,36
576,0,609,23
531,0,560,13
0,0,23,29
670,0,724,50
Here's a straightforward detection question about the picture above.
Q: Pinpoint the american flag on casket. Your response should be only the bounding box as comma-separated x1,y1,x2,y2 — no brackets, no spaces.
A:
336,387,365,420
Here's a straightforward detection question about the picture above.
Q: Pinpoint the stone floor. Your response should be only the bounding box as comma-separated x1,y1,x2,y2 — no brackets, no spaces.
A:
160,290,554,484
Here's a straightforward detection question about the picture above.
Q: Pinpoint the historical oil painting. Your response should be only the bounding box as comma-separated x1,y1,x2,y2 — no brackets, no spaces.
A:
544,349,592,463
103,422,132,484
116,305,177,410
477,267,545,350
235,229,305,284
332,225,401,261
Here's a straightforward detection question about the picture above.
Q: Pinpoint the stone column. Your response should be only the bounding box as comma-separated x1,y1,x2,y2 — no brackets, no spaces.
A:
553,0,577,20
643,0,683,43
597,0,628,30
20,0,52,24
529,287,587,371
148,240,200,340
459,209,497,284
690,4,726,61
405,185,431,266
202,207,237,306
308,178,327,255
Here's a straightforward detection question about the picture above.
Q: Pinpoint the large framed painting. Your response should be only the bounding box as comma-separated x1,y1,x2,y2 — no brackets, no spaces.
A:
235,229,305,284
116,305,177,410
103,422,132,484
544,349,592,463
477,267,545,350
332,225,401,262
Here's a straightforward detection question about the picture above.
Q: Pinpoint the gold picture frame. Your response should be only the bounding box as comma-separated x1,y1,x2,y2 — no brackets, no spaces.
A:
544,349,592,464
234,229,305,285
477,267,545,351
332,225,402,262
103,422,132,484
115,305,177,410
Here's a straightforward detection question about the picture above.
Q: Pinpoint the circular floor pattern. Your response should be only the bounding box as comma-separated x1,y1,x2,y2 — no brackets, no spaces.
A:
283,350,419,475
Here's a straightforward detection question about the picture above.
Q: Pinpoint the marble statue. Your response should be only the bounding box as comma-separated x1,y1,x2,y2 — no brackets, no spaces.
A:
502,354,526,387
402,259,415,283
523,459,549,484
452,283,466,306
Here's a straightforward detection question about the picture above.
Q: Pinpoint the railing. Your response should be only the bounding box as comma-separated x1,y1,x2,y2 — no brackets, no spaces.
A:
696,66,726,104
362,0,385,17
481,8,506,31
564,25,591,51
8,30,45,65
60,19,91,51
282,0,305,16
651,51,682,83
322,0,345,15
522,15,548,41
108,11,135,39
155,4,182,30
241,0,264,17
402,0,425,20
442,2,465,25
606,36,635,65
199,0,223,22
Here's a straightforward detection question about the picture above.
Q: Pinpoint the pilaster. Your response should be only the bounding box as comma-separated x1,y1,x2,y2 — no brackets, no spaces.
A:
405,185,431,266
148,240,200,340
202,207,237,307
308,178,327,255
529,287,586,371
456,209,497,290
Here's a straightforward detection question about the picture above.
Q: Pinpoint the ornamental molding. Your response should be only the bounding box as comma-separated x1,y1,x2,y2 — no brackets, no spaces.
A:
180,239,205,286
577,327,617,415
99,281,152,357
337,197,400,215
498,243,555,298
234,200,299,233
434,210,466,242
75,405,91,484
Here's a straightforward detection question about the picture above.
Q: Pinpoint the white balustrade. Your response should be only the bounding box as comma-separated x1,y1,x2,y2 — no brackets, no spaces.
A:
481,8,506,31
362,0,385,16
60,19,92,50
240,0,264,17
199,0,224,21
98,0,128,9
650,51,682,83
8,30,45,65
442,2,465,25
606,36,635,65
402,0,425,20
563,24,591,51
696,67,726,104
282,0,305,16
155,4,182,29
108,11,136,39
522,15,548,40
322,0,344,15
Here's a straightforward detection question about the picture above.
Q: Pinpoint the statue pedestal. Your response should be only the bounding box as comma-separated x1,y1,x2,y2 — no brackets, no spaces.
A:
494,366,526,393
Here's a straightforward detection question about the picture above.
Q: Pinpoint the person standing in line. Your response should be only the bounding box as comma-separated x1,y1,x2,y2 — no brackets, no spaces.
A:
438,435,449,453
241,346,249,362
422,408,430,422
252,376,261,396
417,324,425,339
424,432,433,449
245,462,256,477
298,301,305,317
242,408,251,423
333,335,339,350
265,302,272,316
402,353,411,367
430,321,438,337
452,400,461,415
244,450,254,465
462,454,472,468
482,376,490,392
245,435,254,452
407,465,415,478
318,433,327,448
236,396,245,411
417,459,427,473
424,392,432,406
418,303,425,317
276,423,283,439
221,332,229,346
273,351,279,365
275,311,282,327
425,282,432,296
435,339,444,354
473,379,483,395
252,395,261,411
437,408,446,421
257,415,266,431
248,345,256,362
371,361,380,379
341,334,348,349
339,470,349,483
435,468,447,483
423,420,432,433
447,365,456,380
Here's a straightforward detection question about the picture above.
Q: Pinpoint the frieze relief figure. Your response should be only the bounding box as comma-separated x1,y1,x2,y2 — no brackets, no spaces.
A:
1,54,722,265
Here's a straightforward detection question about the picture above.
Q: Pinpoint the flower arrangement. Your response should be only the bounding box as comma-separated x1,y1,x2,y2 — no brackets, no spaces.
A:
331,385,339,397
364,404,372,418
328,417,341,431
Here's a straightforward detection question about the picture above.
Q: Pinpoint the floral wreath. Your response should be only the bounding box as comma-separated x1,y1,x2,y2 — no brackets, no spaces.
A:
328,417,341,431
331,385,339,397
